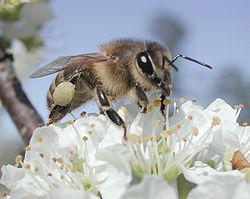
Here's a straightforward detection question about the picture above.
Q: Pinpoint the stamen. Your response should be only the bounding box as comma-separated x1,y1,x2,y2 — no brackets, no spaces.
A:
67,120,74,125
160,130,171,137
188,115,193,120
180,97,186,104
212,117,221,126
15,155,23,166
147,105,153,113
192,127,199,136
24,163,31,170
243,121,248,127
36,136,44,143
82,136,88,142
39,153,44,158
163,99,171,106
153,99,161,107
25,145,31,151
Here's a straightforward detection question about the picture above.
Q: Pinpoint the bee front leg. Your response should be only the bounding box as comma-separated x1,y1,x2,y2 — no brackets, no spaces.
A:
135,83,149,113
96,86,127,140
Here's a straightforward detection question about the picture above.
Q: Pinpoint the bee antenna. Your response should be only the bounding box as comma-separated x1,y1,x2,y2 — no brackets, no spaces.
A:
171,54,212,69
163,55,179,72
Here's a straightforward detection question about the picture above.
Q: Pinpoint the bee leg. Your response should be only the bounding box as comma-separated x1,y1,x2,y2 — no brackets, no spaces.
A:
160,94,166,117
48,105,70,125
135,83,149,113
96,86,127,140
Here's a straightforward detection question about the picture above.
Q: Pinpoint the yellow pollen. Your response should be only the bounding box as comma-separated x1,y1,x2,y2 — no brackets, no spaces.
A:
89,123,95,128
80,111,87,117
147,105,153,113
24,164,31,170
121,107,129,115
36,136,43,143
234,104,245,109
143,135,153,142
163,99,171,105
151,136,157,142
153,99,161,107
10,0,19,5
25,145,31,151
39,154,44,158
52,157,57,162
57,158,64,164
127,134,141,143
60,165,64,170
212,117,221,126
180,97,186,104
154,119,161,125
188,115,193,120
176,124,182,130
160,130,171,137
67,120,74,125
34,166,39,173
15,155,23,165
82,136,88,141
60,175,65,180
88,131,93,135
160,144,170,154
192,127,199,136
243,121,249,127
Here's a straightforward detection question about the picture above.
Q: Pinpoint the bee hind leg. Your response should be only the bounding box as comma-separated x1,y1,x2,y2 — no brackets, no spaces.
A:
96,86,127,140
48,105,70,125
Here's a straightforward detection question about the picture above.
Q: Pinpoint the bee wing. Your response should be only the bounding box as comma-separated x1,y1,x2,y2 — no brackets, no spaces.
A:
29,53,108,78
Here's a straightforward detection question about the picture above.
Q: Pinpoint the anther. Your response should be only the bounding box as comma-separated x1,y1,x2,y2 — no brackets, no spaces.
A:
212,117,221,126
82,136,88,141
36,136,44,143
153,99,161,107
243,121,249,127
25,145,31,151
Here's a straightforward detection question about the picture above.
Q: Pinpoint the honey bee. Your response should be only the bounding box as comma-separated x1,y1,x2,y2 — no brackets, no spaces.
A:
30,39,212,139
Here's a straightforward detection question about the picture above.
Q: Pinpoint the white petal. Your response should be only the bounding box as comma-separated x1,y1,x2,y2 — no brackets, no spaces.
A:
96,148,132,199
0,165,24,190
187,179,250,199
121,176,178,199
183,161,244,185
46,187,98,199
206,98,238,122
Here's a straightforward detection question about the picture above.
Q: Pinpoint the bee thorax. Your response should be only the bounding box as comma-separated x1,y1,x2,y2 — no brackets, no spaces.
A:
53,82,75,106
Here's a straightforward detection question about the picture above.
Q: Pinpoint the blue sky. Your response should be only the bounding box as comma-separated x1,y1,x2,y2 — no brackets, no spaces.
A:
2,0,250,144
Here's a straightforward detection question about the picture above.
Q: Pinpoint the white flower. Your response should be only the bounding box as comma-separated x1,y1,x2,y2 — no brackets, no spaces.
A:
10,39,44,78
0,115,131,199
1,97,249,199
0,0,37,11
126,98,219,182
183,162,250,199
202,99,250,170
1,1,52,39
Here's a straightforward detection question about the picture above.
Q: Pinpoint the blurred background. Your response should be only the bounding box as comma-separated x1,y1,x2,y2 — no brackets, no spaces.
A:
0,0,250,170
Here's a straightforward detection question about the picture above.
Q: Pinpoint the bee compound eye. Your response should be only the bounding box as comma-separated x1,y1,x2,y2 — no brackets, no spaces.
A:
136,52,154,75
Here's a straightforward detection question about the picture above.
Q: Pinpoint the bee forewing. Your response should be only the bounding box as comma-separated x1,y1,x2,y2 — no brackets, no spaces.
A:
29,53,107,78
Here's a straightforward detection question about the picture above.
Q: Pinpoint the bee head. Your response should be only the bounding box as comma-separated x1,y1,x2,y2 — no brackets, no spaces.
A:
135,41,173,96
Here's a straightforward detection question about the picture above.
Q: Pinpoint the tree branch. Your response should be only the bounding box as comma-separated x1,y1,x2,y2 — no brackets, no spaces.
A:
0,45,44,144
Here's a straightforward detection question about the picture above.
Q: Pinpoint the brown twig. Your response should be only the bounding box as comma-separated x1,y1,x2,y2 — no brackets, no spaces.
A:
0,45,44,144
